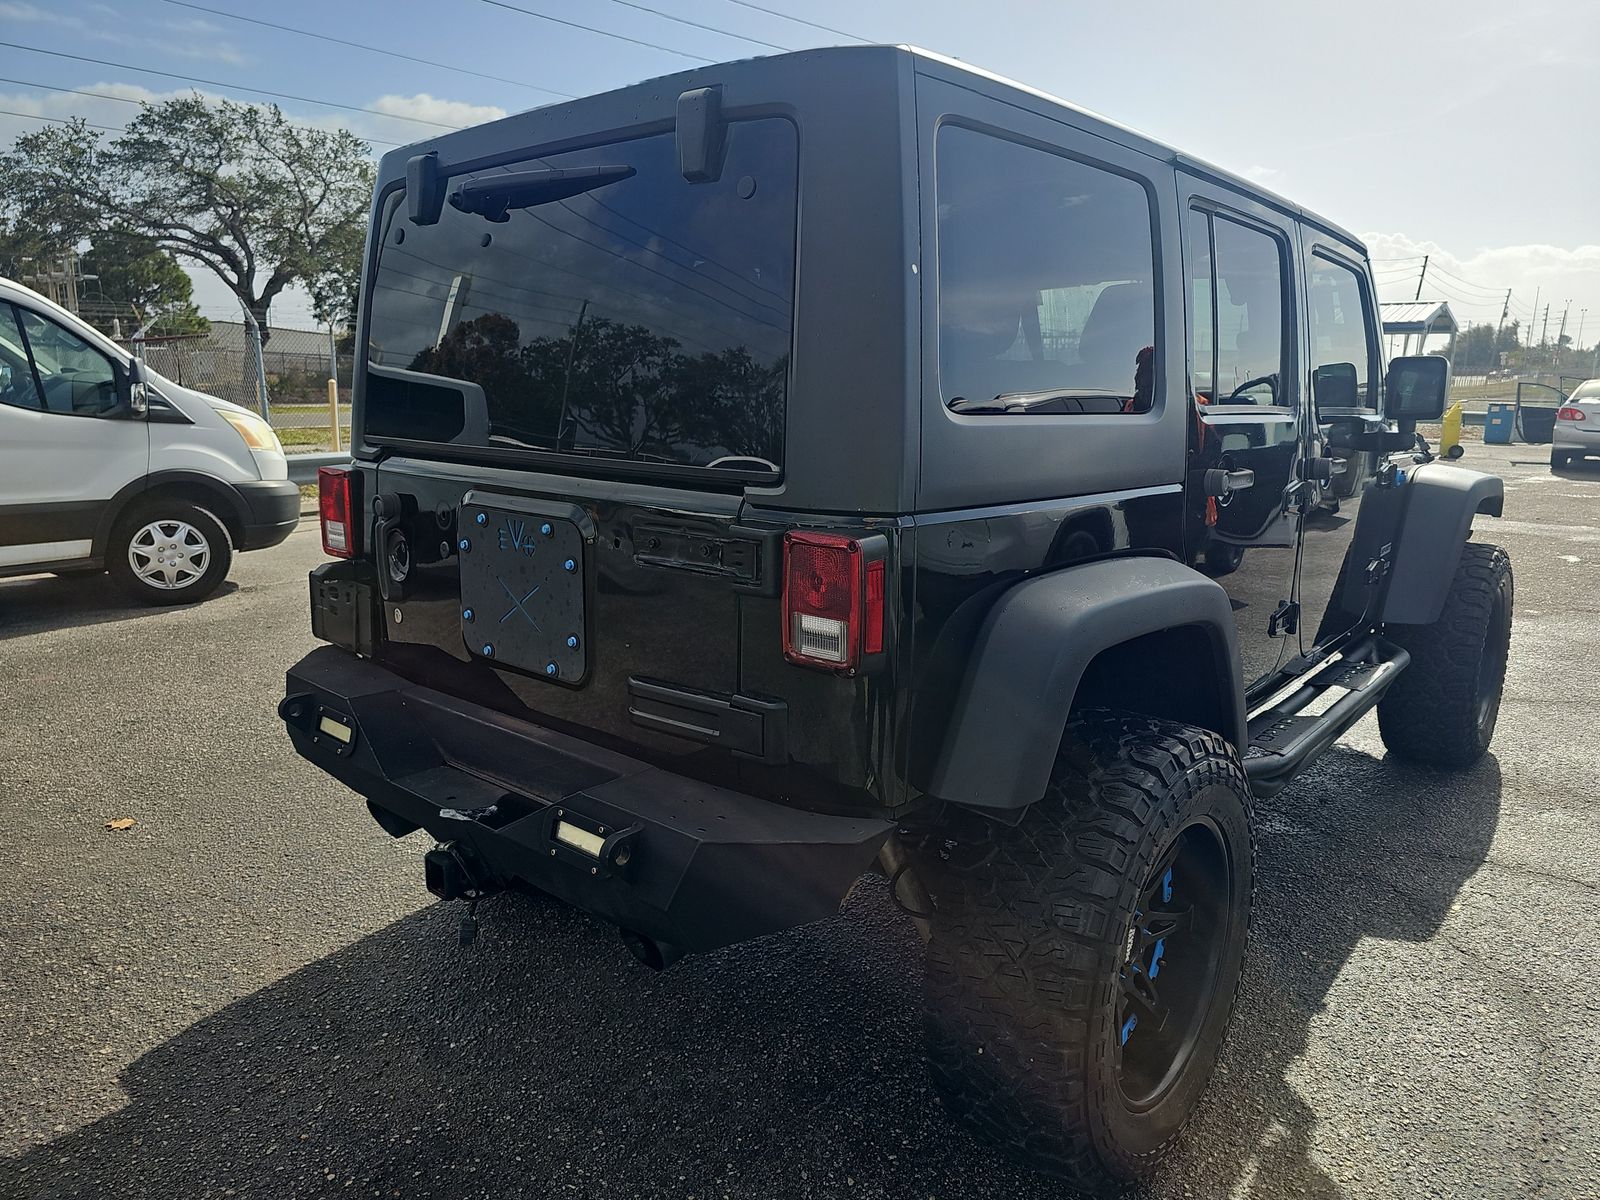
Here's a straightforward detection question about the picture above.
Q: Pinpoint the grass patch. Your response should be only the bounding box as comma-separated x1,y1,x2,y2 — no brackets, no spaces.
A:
277,426,351,450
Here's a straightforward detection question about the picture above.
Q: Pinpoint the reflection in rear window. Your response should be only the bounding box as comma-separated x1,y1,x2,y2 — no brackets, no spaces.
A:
936,125,1156,416
363,120,797,473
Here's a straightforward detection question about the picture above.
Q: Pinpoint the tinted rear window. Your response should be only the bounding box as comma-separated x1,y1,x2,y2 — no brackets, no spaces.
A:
363,119,797,474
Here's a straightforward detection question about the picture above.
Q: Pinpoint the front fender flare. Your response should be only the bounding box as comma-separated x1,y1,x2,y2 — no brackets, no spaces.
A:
1381,463,1504,626
927,556,1246,811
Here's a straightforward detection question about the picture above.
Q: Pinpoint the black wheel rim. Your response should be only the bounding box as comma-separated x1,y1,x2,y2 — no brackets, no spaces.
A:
1115,816,1232,1110
1475,587,1510,734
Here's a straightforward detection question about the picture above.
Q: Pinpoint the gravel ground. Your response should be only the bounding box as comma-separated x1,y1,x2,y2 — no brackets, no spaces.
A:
0,441,1596,1200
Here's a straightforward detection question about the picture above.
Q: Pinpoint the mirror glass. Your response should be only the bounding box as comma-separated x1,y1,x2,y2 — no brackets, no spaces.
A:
1386,355,1449,421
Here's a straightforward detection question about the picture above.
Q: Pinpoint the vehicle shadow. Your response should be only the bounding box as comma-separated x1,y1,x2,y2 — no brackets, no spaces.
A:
1549,457,1600,478
0,745,1500,1200
0,573,240,641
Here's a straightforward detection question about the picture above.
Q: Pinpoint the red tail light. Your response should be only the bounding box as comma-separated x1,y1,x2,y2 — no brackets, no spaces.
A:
782,532,887,671
1558,406,1585,421
318,466,358,558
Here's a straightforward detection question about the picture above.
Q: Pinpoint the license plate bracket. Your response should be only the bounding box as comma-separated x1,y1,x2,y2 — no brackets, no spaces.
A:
458,496,588,684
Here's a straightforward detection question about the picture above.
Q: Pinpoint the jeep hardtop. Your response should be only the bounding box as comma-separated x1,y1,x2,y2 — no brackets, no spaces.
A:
280,46,1513,1191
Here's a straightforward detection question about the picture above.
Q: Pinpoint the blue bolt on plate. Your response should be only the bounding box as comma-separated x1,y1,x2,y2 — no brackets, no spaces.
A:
563,558,576,572
545,662,558,676
462,608,475,622
566,635,579,649
475,511,487,525
481,643,495,658
541,523,553,537
458,537,471,552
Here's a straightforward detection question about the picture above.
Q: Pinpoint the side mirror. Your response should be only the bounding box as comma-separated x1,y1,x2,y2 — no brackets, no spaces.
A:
1313,361,1359,410
1385,355,1450,422
125,356,149,418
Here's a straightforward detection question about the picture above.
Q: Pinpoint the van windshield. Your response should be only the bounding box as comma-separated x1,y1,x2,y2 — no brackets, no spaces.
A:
362,119,797,476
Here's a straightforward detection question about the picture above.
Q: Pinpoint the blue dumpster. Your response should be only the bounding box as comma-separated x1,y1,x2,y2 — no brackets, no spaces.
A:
1484,403,1515,444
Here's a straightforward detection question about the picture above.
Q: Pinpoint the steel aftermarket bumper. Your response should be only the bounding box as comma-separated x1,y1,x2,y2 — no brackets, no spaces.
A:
279,647,892,955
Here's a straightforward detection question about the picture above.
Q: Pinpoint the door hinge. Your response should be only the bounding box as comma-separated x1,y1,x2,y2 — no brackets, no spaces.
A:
1268,600,1299,638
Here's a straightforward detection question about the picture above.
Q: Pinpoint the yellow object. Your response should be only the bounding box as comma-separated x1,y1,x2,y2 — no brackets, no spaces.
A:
1440,400,1463,458
328,377,342,452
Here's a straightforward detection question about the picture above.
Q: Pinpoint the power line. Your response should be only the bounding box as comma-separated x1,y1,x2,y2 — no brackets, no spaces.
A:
0,40,461,131
604,0,791,51
477,0,717,63
1426,262,1508,298
721,0,865,41
158,0,575,99
0,107,124,134
0,77,145,107
0,76,405,147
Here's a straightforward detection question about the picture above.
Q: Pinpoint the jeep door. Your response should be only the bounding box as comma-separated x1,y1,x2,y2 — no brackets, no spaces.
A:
1295,233,1383,654
1180,181,1306,694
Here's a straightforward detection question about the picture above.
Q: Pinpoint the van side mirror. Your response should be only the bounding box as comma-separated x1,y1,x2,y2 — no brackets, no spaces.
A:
1385,355,1449,422
124,356,149,418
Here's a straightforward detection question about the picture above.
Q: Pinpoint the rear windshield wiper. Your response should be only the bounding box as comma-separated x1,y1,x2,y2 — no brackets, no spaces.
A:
449,165,636,222
947,389,1133,414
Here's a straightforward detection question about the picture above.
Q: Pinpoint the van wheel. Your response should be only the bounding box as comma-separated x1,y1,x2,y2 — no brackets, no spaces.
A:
1377,542,1512,769
918,711,1254,1192
108,500,233,605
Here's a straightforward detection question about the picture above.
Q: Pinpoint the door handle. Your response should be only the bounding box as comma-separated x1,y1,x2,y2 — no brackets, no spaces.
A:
1204,468,1255,497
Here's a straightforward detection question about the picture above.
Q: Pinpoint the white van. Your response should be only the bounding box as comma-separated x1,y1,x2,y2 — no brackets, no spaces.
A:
0,277,299,603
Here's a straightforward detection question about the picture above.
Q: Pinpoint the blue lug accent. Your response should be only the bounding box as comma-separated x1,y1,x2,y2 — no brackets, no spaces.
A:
1161,866,1173,904
1150,937,1166,979
1120,1014,1138,1045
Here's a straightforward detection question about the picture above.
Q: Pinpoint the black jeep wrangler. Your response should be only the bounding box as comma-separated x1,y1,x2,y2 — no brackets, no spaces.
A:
281,46,1513,1191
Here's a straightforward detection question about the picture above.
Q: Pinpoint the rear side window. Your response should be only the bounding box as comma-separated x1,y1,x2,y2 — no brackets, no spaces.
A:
936,126,1156,416
1308,254,1378,413
363,119,797,476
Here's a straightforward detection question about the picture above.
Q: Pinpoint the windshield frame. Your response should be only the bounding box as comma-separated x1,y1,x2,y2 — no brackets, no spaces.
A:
353,122,798,489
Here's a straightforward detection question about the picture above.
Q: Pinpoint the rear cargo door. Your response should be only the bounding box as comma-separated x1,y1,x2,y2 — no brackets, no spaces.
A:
357,116,798,757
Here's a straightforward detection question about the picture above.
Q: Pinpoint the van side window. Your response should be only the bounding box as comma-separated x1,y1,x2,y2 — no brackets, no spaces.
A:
1308,254,1379,413
15,309,120,417
936,126,1156,416
1188,209,1289,407
0,305,45,411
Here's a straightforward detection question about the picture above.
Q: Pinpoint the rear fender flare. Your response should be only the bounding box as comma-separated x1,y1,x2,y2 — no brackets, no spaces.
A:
927,556,1247,811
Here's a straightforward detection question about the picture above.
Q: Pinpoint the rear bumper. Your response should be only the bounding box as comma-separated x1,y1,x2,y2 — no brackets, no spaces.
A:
279,647,892,954
237,479,300,550
1552,425,1600,450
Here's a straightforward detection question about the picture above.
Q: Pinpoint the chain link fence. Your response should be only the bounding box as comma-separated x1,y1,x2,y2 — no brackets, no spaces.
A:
121,320,353,450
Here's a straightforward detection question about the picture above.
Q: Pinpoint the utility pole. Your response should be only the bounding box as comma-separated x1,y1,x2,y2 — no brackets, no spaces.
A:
1577,309,1587,360
1556,301,1571,367
1493,289,1512,374
1413,254,1430,301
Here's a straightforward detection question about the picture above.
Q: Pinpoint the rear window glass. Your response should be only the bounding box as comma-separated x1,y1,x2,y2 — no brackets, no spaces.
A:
1571,380,1600,399
363,119,797,474
935,125,1156,416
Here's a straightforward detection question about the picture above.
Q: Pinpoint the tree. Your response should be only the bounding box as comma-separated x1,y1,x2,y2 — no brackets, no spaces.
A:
80,230,208,338
1,99,373,344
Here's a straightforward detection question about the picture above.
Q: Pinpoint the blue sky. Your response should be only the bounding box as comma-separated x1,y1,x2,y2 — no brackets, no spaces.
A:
3,0,1597,344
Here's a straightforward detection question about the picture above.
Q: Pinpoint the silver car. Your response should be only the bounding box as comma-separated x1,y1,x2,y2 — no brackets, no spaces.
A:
1552,377,1600,468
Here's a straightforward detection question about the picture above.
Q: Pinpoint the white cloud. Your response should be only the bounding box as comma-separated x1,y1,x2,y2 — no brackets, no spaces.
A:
1364,231,1600,347
0,1,244,64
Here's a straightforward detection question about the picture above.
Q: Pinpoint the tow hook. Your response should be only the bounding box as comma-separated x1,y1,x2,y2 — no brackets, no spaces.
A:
424,842,498,946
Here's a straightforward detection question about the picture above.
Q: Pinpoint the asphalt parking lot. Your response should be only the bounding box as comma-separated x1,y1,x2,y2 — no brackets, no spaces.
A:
1,440,1597,1200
